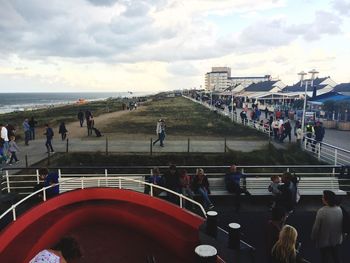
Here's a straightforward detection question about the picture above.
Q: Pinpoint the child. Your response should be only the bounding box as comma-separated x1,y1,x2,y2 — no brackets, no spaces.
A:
179,169,194,199
8,136,20,165
268,175,281,208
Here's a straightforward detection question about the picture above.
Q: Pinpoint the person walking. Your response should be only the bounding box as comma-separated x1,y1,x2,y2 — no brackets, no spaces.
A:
77,110,84,127
28,117,38,140
44,123,54,153
23,118,31,146
59,122,68,141
7,136,20,165
311,190,343,263
153,119,166,147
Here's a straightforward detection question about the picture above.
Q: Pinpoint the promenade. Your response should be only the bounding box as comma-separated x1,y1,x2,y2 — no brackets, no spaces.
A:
2,137,269,173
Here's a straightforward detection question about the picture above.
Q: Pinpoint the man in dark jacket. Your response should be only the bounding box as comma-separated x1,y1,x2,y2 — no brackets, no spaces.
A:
77,110,84,127
44,123,54,153
312,121,325,153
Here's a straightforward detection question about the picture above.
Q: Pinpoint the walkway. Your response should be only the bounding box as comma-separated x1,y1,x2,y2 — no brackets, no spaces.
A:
2,138,269,171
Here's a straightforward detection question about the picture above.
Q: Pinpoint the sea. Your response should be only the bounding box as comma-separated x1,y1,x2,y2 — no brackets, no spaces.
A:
0,92,152,114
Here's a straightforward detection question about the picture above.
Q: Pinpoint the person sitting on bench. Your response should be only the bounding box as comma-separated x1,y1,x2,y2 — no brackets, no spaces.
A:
225,164,251,212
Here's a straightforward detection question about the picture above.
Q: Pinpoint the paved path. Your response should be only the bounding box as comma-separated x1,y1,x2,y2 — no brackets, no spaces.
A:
2,137,269,173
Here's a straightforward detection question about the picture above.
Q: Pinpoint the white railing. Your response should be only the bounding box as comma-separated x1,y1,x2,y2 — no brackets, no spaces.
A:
184,96,271,136
0,176,207,223
184,95,350,165
1,165,345,196
302,137,350,166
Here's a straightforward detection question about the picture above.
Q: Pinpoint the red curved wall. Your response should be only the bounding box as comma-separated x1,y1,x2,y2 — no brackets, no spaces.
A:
0,188,204,262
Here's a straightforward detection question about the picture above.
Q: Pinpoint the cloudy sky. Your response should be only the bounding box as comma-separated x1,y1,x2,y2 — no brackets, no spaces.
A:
0,0,349,93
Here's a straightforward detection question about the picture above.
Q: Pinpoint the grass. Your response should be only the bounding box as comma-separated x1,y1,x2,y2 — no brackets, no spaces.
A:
0,98,125,138
103,96,264,139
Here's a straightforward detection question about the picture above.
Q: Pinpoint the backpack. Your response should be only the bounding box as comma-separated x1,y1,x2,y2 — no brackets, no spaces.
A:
340,206,350,235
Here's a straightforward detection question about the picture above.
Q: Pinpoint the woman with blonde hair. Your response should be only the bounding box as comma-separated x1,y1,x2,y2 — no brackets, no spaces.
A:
191,168,214,210
271,225,308,263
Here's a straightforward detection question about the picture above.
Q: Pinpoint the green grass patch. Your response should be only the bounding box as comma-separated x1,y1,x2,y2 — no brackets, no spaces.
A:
0,98,124,136
104,97,263,138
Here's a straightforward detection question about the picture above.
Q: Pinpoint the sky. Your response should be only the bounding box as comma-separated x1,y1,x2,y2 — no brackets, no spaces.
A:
0,0,350,93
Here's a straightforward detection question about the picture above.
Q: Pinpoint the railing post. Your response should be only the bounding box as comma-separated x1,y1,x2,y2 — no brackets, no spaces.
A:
12,206,16,221
150,184,153,196
25,155,28,168
43,189,46,201
317,143,321,161
81,177,84,189
187,138,190,153
224,138,227,153
47,151,50,166
6,170,10,193
334,149,338,165
105,137,108,156
150,138,153,156
66,138,69,153
105,169,108,187
179,194,183,208
118,177,122,189
36,169,40,184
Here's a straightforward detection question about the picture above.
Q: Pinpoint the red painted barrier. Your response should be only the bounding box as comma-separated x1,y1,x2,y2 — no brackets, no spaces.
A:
0,188,204,263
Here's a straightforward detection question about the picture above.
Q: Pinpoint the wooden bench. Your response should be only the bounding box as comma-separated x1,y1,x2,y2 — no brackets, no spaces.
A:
59,176,145,193
208,177,347,196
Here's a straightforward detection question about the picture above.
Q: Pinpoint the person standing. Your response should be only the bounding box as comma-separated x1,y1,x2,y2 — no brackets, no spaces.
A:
44,123,54,153
153,119,166,147
313,121,325,153
311,190,343,263
7,136,20,165
271,225,307,263
265,106,269,119
1,123,9,155
23,118,31,146
305,122,314,148
59,122,68,141
77,110,84,127
87,115,94,136
266,207,287,261
28,117,38,140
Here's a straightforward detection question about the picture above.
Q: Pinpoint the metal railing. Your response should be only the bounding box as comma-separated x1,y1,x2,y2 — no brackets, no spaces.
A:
184,96,271,136
302,137,350,165
184,95,350,165
0,176,207,223
1,164,347,195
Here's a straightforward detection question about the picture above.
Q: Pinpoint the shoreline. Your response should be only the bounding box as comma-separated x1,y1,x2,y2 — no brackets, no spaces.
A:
0,91,154,115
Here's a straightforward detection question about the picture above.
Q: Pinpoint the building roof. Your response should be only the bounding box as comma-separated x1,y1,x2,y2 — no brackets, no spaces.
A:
244,81,278,92
282,79,328,92
308,91,350,104
333,83,350,92
228,76,269,80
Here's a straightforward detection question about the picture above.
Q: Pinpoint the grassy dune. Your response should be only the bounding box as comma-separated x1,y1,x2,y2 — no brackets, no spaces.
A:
0,98,124,137
103,96,264,139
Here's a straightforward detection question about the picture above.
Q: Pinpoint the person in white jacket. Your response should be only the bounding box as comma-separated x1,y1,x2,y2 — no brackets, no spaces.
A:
0,123,9,156
152,119,166,147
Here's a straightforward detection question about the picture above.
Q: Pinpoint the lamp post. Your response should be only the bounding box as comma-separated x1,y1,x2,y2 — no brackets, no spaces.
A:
231,86,234,122
301,80,309,138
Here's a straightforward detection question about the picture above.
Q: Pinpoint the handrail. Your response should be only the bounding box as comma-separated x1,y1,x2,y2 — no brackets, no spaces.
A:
0,176,207,223
1,164,344,171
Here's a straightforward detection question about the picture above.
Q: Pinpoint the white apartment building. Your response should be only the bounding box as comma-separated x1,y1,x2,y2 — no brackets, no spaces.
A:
228,75,271,88
205,67,231,91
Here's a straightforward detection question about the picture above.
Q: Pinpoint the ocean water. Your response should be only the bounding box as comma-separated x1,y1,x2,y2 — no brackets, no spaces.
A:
0,92,151,114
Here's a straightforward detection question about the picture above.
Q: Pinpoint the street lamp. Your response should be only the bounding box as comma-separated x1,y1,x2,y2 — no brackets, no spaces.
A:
298,71,313,140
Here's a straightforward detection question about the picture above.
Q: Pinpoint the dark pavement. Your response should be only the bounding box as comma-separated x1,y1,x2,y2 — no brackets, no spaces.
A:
212,195,350,263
